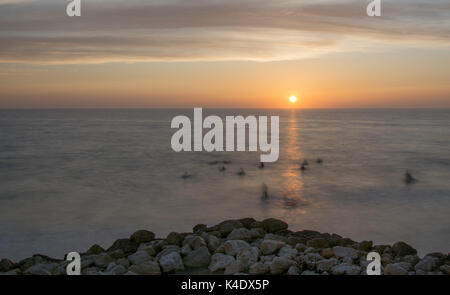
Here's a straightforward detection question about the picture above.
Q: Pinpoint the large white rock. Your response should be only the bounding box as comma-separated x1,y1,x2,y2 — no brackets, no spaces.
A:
227,228,252,241
278,245,298,259
24,263,59,275
415,256,439,272
183,246,211,268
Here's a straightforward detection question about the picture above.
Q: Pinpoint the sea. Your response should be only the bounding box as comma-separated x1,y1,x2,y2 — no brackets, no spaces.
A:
0,108,449,260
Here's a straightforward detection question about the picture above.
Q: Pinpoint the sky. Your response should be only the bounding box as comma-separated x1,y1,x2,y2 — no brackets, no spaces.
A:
0,0,449,108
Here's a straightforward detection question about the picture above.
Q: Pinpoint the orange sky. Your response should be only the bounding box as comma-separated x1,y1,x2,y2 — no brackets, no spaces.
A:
0,0,449,108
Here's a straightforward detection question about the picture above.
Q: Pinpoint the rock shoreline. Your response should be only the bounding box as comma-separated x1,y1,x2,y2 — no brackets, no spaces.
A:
1,218,449,275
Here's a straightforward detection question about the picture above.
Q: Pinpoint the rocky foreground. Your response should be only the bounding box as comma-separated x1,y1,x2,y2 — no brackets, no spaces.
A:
1,218,449,275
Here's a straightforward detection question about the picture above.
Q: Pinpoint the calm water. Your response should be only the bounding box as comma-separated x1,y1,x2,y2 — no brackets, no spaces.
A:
0,109,449,260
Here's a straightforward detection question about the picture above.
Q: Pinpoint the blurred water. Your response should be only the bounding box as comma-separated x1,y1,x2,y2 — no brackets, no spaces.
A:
0,108,449,260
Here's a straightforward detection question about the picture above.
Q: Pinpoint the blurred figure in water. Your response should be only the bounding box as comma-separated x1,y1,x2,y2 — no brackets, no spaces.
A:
405,171,418,184
262,183,268,199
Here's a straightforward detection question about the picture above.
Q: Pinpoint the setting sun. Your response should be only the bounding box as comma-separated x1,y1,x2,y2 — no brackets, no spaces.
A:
290,96,297,103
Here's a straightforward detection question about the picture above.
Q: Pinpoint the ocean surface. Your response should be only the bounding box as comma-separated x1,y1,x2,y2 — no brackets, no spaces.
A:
0,109,449,261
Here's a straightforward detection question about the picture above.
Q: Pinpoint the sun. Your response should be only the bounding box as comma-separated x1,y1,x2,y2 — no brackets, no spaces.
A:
290,96,297,103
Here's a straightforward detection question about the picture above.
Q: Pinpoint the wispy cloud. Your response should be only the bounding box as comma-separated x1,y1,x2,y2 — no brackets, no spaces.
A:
0,0,449,64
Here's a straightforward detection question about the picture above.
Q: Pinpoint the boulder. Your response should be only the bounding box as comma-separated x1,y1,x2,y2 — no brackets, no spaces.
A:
270,257,296,275
278,245,298,259
316,258,338,272
307,238,330,249
93,253,114,268
392,242,417,257
218,220,244,236
287,265,300,275
260,240,286,255
208,253,235,272
107,239,138,254
183,235,207,250
223,240,250,256
0,259,14,272
227,228,252,241
159,252,184,273
236,247,259,268
332,246,358,260
85,244,105,255
130,230,155,244
166,232,184,246
128,251,152,265
183,246,211,268
262,218,288,233
415,256,439,272
358,241,373,252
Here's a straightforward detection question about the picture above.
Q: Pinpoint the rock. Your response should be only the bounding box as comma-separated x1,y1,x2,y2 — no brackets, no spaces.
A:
0,259,14,272
24,263,59,275
307,238,330,249
227,228,252,241
155,245,181,261
85,244,105,255
249,262,269,275
108,264,127,275
224,260,244,275
209,254,235,272
109,249,125,259
206,235,221,252
287,265,300,275
130,230,155,244
278,245,298,259
223,240,250,256
94,253,114,268
218,220,244,236
331,263,361,275
260,240,286,255
181,245,192,256
264,233,288,243
321,248,334,259
358,241,373,252
159,252,184,273
295,243,307,253
332,246,358,260
193,224,207,233
401,255,420,266
83,267,100,275
384,263,408,275
238,218,257,229
392,242,417,257
415,256,439,272
107,238,138,254
262,218,288,233
128,251,152,265
439,265,450,275
236,247,259,268
129,261,161,275
316,258,338,272
183,246,211,268
270,257,296,275
183,235,207,250
166,232,184,246
116,258,130,268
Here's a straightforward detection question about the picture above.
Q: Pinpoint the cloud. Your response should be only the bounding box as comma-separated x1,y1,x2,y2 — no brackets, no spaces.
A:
0,0,449,64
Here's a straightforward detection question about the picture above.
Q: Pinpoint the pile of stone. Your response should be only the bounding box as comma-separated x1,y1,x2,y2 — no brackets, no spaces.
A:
1,218,449,275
